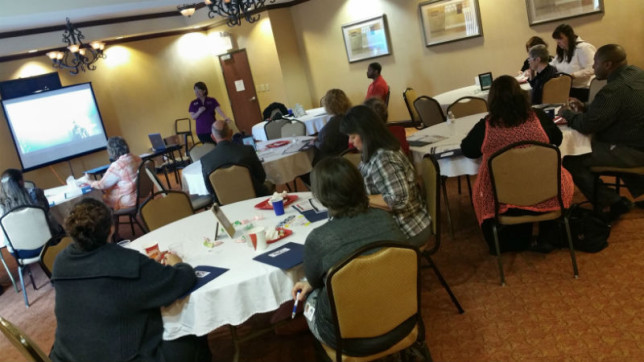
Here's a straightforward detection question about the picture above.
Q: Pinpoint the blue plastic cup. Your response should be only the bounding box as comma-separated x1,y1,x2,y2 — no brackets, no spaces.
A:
272,199,285,216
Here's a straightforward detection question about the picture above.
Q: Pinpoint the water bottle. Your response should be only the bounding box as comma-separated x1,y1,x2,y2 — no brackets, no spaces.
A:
447,111,456,136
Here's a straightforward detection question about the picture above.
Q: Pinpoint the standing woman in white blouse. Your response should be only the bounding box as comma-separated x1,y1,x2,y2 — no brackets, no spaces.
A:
551,23,597,102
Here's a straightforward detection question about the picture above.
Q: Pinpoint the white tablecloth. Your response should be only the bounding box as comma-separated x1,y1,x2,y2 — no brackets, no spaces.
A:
408,113,592,177
182,136,315,195
44,185,103,224
433,83,532,114
127,192,325,340
251,107,330,141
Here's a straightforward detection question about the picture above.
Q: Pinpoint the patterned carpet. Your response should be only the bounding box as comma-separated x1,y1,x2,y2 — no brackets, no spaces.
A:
1,177,643,361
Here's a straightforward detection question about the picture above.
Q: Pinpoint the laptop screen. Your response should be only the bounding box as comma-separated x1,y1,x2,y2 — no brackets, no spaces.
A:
148,133,166,151
478,72,493,91
242,135,256,150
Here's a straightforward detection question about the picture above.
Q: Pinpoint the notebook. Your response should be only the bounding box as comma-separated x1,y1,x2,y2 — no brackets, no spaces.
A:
148,133,166,151
253,242,304,270
478,72,493,91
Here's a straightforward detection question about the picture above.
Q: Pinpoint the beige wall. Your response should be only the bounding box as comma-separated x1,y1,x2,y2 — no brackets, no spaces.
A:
290,0,644,122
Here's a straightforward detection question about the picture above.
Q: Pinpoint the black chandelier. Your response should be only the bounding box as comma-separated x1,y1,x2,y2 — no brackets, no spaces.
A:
205,0,276,27
46,18,106,75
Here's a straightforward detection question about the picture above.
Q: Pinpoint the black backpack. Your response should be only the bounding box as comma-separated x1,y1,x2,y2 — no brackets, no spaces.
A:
566,203,610,253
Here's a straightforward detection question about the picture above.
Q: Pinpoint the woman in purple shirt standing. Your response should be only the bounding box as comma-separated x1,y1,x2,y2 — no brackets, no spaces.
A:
188,81,232,144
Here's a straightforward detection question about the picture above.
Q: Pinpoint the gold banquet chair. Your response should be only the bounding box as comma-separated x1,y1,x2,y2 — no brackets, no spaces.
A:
321,242,432,362
541,73,572,105
589,165,644,212
446,96,488,118
280,119,307,138
419,154,464,314
413,95,445,129
588,77,607,103
340,148,362,168
144,167,213,211
188,142,216,163
489,141,579,285
208,165,256,205
0,316,51,362
39,236,73,279
113,159,155,239
140,191,194,232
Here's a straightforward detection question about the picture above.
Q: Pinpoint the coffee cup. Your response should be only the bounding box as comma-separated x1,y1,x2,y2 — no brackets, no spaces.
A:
247,227,267,252
272,199,285,216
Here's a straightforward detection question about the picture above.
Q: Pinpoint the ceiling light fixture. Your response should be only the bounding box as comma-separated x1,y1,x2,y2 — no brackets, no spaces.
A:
207,0,275,27
178,4,198,17
46,18,105,75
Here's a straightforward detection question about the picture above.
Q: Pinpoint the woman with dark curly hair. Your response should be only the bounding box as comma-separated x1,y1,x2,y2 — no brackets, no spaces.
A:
312,88,352,165
461,75,573,253
291,157,405,354
50,198,210,362
551,23,597,101
89,136,141,210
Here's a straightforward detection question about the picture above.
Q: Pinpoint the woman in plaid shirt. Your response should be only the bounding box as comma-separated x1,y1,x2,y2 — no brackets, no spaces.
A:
340,106,431,247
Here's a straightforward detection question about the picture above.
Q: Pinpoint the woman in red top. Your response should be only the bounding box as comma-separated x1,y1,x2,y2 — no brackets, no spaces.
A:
461,75,573,253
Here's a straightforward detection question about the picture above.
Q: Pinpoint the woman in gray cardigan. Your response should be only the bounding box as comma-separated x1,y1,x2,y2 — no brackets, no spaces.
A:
50,198,210,362
291,157,407,356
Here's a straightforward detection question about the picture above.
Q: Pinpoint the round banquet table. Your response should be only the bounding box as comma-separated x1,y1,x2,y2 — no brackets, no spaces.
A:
407,112,592,177
251,107,330,141
433,81,532,114
181,136,314,195
127,192,324,340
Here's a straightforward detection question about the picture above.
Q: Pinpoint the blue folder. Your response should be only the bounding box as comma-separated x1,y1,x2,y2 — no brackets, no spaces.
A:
253,242,304,270
184,265,229,296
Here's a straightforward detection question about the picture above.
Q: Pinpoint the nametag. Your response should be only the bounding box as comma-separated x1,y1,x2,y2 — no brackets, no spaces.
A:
304,301,316,322
269,248,290,258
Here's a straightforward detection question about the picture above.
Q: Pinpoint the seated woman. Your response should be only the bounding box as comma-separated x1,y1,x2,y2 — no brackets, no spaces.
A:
313,88,352,165
0,168,64,237
90,136,141,210
340,105,431,247
50,198,210,362
363,97,410,156
291,157,406,354
460,75,573,253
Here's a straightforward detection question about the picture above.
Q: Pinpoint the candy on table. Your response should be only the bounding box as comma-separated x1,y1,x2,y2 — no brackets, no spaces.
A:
203,237,223,248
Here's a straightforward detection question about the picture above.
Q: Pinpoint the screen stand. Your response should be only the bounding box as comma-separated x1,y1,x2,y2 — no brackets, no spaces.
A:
214,222,220,240
67,160,75,178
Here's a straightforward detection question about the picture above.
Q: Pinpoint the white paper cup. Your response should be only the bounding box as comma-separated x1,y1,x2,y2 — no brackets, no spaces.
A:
247,227,267,252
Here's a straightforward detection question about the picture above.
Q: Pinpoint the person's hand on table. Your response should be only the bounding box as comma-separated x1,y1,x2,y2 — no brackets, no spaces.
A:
161,252,183,266
368,194,391,211
291,281,313,301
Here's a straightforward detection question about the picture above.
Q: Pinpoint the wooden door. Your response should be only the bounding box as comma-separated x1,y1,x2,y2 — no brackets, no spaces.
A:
219,49,262,134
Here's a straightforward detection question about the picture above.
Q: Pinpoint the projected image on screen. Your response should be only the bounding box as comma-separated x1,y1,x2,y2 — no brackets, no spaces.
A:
2,83,108,171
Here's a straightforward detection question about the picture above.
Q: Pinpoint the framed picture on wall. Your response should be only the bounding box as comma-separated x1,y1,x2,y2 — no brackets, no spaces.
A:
419,0,482,47
341,15,392,63
526,0,604,25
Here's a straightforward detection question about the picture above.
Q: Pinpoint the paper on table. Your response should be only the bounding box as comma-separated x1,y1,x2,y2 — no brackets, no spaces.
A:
292,198,328,223
253,242,304,270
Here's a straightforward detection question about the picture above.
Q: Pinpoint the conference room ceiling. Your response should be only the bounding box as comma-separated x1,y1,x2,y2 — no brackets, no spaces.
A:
0,0,298,60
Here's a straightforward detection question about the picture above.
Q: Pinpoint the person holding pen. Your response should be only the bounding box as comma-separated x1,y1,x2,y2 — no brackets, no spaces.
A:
290,157,406,355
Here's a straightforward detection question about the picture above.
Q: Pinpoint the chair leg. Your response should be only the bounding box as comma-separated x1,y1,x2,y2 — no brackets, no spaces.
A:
441,177,455,239
457,177,462,194
492,224,505,286
422,253,464,314
563,217,580,279
18,266,30,307
0,251,19,293
26,265,37,291
129,215,136,235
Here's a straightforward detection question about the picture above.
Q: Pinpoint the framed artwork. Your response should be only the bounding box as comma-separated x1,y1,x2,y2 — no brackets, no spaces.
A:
341,15,391,63
419,0,482,47
526,0,604,25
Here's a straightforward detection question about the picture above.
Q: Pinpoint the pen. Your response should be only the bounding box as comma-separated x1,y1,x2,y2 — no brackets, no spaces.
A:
292,290,301,319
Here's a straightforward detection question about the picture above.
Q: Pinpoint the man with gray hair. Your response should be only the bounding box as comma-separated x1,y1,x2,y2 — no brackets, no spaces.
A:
200,120,271,203
527,44,557,105
560,44,644,219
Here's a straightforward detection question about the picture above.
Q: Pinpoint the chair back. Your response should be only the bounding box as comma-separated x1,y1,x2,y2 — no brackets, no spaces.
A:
542,73,572,104
326,242,421,359
414,96,446,128
137,159,156,207
403,88,420,124
489,141,561,210
0,206,51,261
264,118,289,140
280,119,306,138
588,77,607,103
144,167,167,193
340,148,361,168
140,191,194,232
446,96,488,118
39,236,73,278
174,118,192,135
0,316,52,362
188,142,216,163
208,165,256,205
420,155,441,254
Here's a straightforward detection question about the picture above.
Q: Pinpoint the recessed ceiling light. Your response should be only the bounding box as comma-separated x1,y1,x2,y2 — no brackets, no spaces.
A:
193,26,201,29
116,36,124,40
28,49,38,53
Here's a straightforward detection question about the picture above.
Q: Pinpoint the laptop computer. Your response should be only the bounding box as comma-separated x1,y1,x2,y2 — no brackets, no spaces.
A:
148,133,166,151
242,135,257,151
478,72,493,91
